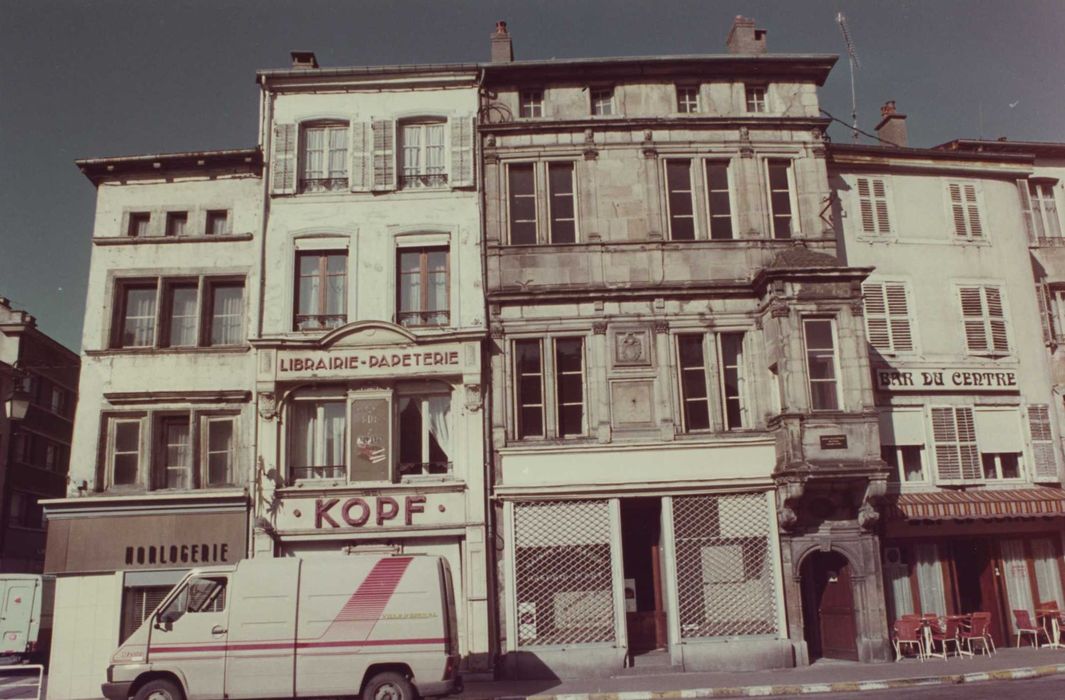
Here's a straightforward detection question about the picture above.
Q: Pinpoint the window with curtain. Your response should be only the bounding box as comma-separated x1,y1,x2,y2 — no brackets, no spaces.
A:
300,122,349,192
400,121,447,188
397,393,452,478
295,251,347,331
884,548,915,619
1031,538,1064,607
1000,538,1035,619
165,284,198,347
205,417,235,486
289,400,346,481
1029,181,1062,239
397,247,449,327
913,543,947,615
120,286,158,347
157,416,191,490
114,276,246,350
208,283,244,346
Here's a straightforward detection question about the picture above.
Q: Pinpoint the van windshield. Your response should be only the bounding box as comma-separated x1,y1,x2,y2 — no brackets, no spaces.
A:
157,576,227,626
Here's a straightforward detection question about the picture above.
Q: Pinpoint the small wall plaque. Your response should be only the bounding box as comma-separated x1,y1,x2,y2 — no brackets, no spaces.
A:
612,328,652,367
820,434,848,450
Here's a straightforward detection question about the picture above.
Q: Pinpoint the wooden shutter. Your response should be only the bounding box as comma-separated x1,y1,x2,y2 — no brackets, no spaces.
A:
857,177,890,234
449,116,475,189
270,123,297,195
949,183,967,238
371,119,396,191
959,286,988,351
349,122,372,192
963,184,983,238
1018,179,1037,244
1027,404,1058,481
885,283,913,351
862,282,890,350
932,406,980,483
1035,283,1054,344
984,286,1009,352
857,178,876,233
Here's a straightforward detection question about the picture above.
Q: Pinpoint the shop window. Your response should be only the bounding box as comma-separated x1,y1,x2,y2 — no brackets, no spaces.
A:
205,210,230,236
590,87,615,116
766,159,795,239
295,251,347,331
958,285,1009,355
165,211,188,237
1031,538,1065,607
676,85,700,113
913,543,947,616
745,85,766,113
506,161,578,245
947,182,984,240
127,212,150,237
300,122,349,193
289,399,346,481
519,89,544,118
803,319,840,411
397,394,452,478
665,159,696,240
397,247,449,327
513,337,585,439
400,120,447,189
113,276,245,349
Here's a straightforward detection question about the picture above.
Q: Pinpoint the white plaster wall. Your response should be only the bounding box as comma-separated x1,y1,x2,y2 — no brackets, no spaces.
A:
47,574,121,700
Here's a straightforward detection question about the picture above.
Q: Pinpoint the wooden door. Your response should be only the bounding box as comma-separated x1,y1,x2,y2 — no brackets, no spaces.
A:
816,554,859,661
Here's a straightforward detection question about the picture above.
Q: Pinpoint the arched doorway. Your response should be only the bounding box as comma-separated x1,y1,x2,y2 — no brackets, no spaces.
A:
801,550,859,661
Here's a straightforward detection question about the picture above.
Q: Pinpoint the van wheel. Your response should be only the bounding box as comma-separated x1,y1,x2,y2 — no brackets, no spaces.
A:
362,672,417,700
134,679,184,700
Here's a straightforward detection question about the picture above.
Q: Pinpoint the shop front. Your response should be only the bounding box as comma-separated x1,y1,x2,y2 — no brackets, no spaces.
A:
42,493,248,700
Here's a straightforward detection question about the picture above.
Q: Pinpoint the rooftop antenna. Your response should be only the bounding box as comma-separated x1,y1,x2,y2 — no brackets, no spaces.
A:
837,12,861,143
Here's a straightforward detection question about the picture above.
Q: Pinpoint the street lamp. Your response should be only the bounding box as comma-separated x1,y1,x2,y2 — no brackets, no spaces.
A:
6,385,30,421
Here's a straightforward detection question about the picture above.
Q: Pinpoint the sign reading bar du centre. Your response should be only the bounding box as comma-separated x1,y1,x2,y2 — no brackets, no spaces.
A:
875,366,1018,392
274,342,476,380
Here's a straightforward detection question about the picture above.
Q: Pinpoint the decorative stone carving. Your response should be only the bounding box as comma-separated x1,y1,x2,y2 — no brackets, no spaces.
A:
583,128,599,160
776,478,805,531
652,319,669,335
465,384,483,412
258,392,278,421
592,321,608,335
613,329,651,366
740,126,754,158
858,477,888,531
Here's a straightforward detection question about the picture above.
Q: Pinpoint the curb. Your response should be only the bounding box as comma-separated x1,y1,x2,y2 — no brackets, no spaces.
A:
479,662,1065,700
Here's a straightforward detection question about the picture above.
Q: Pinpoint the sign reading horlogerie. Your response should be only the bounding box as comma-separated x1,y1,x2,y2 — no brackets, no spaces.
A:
277,344,466,379
875,367,1018,392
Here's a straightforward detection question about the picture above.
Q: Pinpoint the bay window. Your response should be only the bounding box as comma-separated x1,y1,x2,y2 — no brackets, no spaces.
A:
295,251,347,330
803,319,841,411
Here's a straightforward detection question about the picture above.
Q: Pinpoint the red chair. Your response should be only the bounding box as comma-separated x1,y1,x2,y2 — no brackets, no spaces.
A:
922,615,948,659
933,616,967,658
1013,609,1049,648
959,612,996,656
892,617,925,661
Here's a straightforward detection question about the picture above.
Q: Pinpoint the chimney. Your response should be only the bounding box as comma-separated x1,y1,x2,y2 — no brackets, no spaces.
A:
726,16,767,54
875,101,908,147
491,21,513,63
290,51,319,70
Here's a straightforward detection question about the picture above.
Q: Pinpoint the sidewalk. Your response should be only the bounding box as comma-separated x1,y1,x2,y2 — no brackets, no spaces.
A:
455,647,1065,699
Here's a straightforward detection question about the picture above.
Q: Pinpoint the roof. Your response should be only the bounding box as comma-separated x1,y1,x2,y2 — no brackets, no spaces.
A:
937,138,1065,158
76,148,262,185
889,488,1065,521
767,245,842,269
828,142,1032,166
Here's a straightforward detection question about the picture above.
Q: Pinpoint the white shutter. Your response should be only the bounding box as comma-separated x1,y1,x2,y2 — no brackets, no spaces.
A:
856,177,891,234
349,121,372,192
1018,179,1037,244
949,183,968,238
1035,283,1054,344
862,282,890,350
270,123,297,195
878,408,926,446
857,178,876,233
873,179,891,232
963,184,983,238
984,286,1009,352
931,406,980,483
449,116,475,189
974,408,1023,454
371,119,396,191
885,283,913,351
1027,404,1058,482
959,286,988,351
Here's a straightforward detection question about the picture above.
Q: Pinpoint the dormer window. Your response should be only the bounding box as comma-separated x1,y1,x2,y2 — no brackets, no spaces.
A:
745,85,767,113
520,90,544,118
300,122,349,193
591,87,616,116
400,120,447,189
677,85,700,114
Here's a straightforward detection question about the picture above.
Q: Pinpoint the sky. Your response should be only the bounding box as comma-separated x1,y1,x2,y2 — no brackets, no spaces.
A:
1,0,1063,351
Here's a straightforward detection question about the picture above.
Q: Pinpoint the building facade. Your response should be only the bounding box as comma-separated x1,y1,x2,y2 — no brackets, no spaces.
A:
481,20,890,677
829,119,1065,650
0,298,79,573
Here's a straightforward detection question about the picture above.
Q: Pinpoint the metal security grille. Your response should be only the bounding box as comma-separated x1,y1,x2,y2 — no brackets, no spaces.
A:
513,499,616,647
673,493,778,639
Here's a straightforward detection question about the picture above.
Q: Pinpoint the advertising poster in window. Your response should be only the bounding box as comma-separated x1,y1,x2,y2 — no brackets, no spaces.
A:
350,396,390,481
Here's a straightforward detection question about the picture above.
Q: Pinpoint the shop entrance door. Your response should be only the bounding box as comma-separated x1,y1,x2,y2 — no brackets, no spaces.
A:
621,498,666,655
952,539,1008,647
802,551,859,661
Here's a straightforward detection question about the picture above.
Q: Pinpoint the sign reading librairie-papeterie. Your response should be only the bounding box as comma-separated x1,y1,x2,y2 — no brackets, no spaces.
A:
875,367,1018,393
276,344,465,379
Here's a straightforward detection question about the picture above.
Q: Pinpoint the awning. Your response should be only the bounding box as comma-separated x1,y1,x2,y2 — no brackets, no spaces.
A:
890,488,1065,521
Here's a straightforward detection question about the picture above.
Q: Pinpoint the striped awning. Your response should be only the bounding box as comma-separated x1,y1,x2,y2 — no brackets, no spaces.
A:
890,488,1065,521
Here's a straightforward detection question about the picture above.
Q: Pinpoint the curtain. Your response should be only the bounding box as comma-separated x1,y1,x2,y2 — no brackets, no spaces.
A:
211,286,243,345
427,395,452,462
327,126,347,178
322,402,346,469
1001,538,1035,618
303,128,324,178
169,287,198,346
426,124,445,174
914,543,947,615
402,124,421,176
125,288,157,346
290,403,316,468
164,420,190,489
325,255,346,316
888,564,915,617
1031,538,1065,606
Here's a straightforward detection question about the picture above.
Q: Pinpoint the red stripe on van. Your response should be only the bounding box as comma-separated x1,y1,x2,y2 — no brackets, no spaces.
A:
327,556,413,631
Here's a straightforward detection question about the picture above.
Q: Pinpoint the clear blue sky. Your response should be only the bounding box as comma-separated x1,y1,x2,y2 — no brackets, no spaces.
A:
2,0,1062,351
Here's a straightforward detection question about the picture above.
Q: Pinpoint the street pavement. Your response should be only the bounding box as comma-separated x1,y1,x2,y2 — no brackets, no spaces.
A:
455,647,1065,699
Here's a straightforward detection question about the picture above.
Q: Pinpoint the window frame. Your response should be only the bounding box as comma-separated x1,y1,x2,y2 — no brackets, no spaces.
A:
745,84,767,113
676,85,700,114
505,160,580,245
299,121,350,193
205,210,230,236
519,89,545,118
955,283,1010,356
286,394,348,483
396,246,450,328
395,384,454,479
704,159,737,240
398,119,449,190
512,336,587,440
590,86,616,116
765,158,798,239
164,211,189,238
294,250,348,331
664,158,696,241
1029,181,1062,239
945,181,985,241
802,317,842,412
112,276,245,351
127,212,151,238
676,334,712,433
717,331,747,430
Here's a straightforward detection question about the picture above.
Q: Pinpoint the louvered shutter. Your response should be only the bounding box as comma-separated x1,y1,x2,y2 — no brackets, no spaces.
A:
885,283,913,351
984,286,1009,352
1035,283,1054,344
932,407,980,483
949,183,968,238
270,123,297,195
449,116,475,189
873,179,891,233
963,184,983,238
959,286,988,351
1027,404,1058,481
856,178,891,234
955,407,981,479
349,122,372,192
857,178,876,233
371,119,396,191
1018,179,1037,244
862,282,890,350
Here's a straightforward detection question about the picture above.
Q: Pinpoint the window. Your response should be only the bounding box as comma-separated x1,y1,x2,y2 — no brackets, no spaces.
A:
958,285,1008,354
803,319,840,411
50,386,67,416
745,85,766,113
44,442,59,471
974,407,1024,480
718,333,746,430
591,87,615,116
879,409,928,483
289,399,346,481
300,122,348,192
400,121,447,189
513,337,585,439
677,85,700,113
397,247,449,327
105,413,239,490
665,159,695,240
109,418,143,487
520,90,544,118
1029,181,1062,239
165,212,188,237
205,210,229,236
947,182,984,239
766,160,795,238
676,333,747,432
8,492,43,529
507,162,578,245
856,177,892,234
204,417,236,486
114,277,245,350
128,213,150,237
930,406,980,482
882,445,926,483
295,252,347,331
862,281,914,353
121,585,172,643
705,161,734,240
398,394,452,477
677,335,710,431
157,416,192,489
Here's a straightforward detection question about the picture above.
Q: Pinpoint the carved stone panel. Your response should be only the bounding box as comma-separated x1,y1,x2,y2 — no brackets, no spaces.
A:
612,328,652,368
610,380,656,428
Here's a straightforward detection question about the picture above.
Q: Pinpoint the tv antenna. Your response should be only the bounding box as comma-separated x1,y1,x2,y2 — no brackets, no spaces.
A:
837,12,861,143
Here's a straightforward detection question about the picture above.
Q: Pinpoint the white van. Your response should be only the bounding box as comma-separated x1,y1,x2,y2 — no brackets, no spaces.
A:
0,574,50,661
103,554,461,700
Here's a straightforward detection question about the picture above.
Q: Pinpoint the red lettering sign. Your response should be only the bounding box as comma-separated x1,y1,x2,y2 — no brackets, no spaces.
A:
312,496,427,529
342,498,370,527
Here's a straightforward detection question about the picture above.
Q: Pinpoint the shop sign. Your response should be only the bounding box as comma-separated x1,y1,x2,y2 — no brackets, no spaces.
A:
875,367,1018,393
276,344,466,379
277,491,466,533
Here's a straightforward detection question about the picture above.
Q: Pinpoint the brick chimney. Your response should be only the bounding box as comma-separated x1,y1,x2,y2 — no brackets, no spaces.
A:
491,21,513,63
875,101,908,147
726,16,767,54
290,51,319,70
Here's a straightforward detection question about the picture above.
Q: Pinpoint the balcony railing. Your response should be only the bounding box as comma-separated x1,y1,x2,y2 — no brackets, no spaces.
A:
299,177,349,193
398,461,452,478
295,314,346,331
397,310,450,328
291,465,346,482
400,173,448,189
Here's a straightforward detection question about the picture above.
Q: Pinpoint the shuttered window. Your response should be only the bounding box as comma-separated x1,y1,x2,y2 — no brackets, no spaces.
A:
856,177,891,234
930,406,981,483
958,285,1009,354
862,281,914,353
1030,181,1062,239
1027,404,1059,481
947,182,984,239
270,123,297,195
372,119,397,191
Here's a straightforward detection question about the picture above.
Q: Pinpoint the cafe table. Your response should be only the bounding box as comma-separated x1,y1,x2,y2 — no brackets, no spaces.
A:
1036,608,1064,649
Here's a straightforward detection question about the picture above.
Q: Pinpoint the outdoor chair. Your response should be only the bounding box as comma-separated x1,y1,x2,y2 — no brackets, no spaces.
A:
959,612,996,656
1013,609,1049,648
892,617,925,661
922,615,948,659
933,615,966,658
